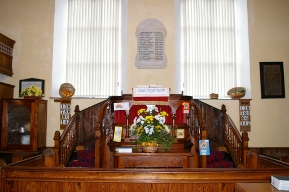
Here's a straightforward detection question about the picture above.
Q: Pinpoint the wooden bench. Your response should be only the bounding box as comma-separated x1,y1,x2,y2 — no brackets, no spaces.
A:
0,148,56,167
1,167,289,192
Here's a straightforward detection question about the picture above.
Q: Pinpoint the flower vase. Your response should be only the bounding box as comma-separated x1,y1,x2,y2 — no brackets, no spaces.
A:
142,145,159,153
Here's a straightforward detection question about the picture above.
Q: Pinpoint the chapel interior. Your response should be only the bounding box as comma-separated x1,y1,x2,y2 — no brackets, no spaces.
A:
0,0,289,192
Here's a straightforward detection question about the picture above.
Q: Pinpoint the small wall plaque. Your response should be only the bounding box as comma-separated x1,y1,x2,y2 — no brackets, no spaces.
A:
135,19,167,69
239,99,251,132
60,98,71,130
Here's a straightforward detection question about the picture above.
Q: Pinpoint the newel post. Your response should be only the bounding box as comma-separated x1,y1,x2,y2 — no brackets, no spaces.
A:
221,104,227,143
201,122,208,168
74,105,80,143
94,122,101,168
242,132,249,166
53,131,61,166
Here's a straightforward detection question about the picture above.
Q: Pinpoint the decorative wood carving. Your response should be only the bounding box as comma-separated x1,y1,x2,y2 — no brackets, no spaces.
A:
0,33,15,76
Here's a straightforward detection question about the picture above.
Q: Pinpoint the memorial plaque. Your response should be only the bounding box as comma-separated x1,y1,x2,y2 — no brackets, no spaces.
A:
135,19,167,69
60,98,72,130
239,99,251,132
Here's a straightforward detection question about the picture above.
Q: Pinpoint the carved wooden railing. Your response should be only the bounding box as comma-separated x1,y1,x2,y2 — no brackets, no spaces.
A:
193,100,248,167
221,104,249,167
53,100,108,167
53,106,80,166
99,94,207,168
190,101,207,168
53,96,247,168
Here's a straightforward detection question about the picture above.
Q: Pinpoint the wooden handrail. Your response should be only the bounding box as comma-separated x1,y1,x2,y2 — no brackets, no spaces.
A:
221,104,248,167
53,107,79,166
190,100,207,168
53,100,109,167
193,100,248,168
53,96,247,168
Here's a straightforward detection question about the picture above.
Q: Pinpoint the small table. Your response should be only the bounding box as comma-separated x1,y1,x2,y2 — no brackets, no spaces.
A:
235,183,279,192
114,149,192,168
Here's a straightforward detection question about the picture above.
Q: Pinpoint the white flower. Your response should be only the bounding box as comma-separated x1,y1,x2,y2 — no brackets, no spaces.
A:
146,105,159,113
136,116,145,125
144,125,154,135
149,127,154,135
155,114,165,125
164,125,171,133
133,117,137,124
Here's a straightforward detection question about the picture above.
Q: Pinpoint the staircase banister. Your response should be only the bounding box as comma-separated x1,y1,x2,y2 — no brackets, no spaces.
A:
221,104,247,167
53,130,60,165
221,104,242,141
53,105,81,166
224,114,243,142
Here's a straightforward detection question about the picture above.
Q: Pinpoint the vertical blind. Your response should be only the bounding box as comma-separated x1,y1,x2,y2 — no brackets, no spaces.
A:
181,0,237,98
66,0,121,97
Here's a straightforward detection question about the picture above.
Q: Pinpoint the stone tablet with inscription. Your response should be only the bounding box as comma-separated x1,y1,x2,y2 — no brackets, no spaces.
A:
135,19,167,69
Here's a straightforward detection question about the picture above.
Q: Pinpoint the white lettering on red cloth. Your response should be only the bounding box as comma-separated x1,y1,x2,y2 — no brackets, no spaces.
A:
132,88,170,105
133,88,169,97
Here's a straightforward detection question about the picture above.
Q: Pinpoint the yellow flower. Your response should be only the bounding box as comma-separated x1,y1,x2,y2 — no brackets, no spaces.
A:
160,111,168,117
129,106,175,150
145,115,154,123
19,85,45,97
137,109,146,116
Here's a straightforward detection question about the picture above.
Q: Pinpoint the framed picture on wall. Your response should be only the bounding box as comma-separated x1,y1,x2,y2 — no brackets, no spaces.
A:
259,62,285,99
19,78,45,95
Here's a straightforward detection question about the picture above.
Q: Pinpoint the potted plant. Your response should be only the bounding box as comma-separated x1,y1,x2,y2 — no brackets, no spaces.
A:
129,105,175,152
19,85,45,98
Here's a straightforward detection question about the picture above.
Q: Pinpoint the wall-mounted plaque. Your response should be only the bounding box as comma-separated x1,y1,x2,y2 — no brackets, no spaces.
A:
135,19,167,69
60,98,71,130
239,99,251,132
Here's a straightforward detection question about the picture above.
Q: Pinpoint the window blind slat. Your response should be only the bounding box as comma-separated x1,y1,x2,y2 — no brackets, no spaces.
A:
66,0,120,97
181,0,237,98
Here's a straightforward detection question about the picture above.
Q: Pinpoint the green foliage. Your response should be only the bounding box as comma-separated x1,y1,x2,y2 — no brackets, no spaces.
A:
129,105,175,150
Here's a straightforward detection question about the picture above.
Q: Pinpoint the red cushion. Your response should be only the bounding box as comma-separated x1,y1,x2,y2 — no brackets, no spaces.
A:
77,150,94,164
207,160,235,168
207,150,225,163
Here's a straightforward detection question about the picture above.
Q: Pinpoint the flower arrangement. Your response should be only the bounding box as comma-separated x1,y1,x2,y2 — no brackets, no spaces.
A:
19,85,45,97
129,105,175,150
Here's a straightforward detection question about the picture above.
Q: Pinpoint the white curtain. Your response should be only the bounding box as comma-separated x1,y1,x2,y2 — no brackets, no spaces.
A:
181,0,237,98
66,0,121,97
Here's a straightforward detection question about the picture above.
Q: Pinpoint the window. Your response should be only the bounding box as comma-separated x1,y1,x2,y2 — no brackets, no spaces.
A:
175,0,250,99
52,0,127,98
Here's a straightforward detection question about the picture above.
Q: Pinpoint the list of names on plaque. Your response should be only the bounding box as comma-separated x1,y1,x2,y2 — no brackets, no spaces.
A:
135,19,167,69
138,31,164,62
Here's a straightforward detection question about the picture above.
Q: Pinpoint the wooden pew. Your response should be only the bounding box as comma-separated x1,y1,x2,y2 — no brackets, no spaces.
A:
0,148,56,167
246,149,289,168
0,167,289,192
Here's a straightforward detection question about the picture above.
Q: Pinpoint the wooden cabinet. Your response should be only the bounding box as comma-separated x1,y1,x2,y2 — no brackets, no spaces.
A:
0,99,47,151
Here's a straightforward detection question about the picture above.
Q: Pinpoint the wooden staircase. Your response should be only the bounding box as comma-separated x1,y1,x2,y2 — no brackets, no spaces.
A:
193,100,249,167
53,96,249,168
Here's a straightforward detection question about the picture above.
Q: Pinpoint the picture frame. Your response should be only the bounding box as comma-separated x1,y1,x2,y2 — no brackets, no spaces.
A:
19,78,45,95
176,129,185,139
259,62,285,99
